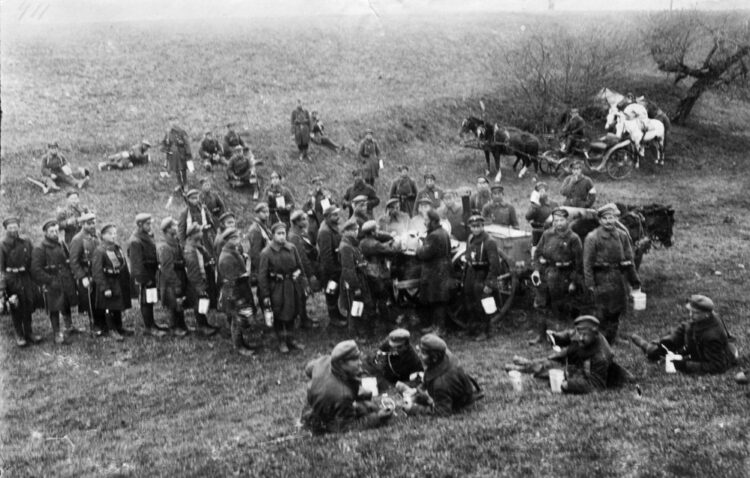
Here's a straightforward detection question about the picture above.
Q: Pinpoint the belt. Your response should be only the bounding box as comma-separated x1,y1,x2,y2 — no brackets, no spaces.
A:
554,261,572,269
103,268,120,275
4,267,26,273
270,273,295,282
469,262,489,269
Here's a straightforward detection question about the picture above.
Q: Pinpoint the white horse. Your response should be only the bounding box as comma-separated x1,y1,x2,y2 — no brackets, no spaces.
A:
608,110,665,166
605,104,648,130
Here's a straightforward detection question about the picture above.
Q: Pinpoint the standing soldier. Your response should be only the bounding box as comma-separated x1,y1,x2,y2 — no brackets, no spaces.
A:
414,173,444,215
40,142,90,191
288,210,320,329
91,223,134,341
416,210,453,333
127,213,167,337
357,129,381,186
247,202,272,286
302,176,335,246
317,206,346,327
69,212,107,336
583,203,641,343
342,170,380,218
199,178,226,224
217,228,257,357
463,215,501,341
258,222,308,353
530,208,583,343
178,189,217,257
213,212,237,260
338,220,374,337
222,123,246,160
560,160,596,208
389,165,418,217
184,223,220,336
98,140,152,171
158,217,190,336
31,220,80,344
198,131,225,170
265,171,296,226
469,176,492,214
359,220,401,329
0,217,41,347
291,99,313,161
481,184,518,228
160,124,192,193
56,191,89,245
525,182,558,252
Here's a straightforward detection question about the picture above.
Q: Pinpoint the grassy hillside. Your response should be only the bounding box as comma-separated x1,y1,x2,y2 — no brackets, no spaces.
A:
1,13,750,478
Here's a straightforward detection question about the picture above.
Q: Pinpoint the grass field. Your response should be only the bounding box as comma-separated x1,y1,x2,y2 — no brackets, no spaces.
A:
2,12,750,478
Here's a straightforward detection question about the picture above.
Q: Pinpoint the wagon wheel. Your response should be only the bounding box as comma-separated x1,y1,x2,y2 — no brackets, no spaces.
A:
539,150,563,176
453,246,519,322
583,151,605,171
606,148,635,180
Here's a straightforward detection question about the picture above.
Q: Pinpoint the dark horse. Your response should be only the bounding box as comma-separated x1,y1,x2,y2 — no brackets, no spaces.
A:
460,117,540,179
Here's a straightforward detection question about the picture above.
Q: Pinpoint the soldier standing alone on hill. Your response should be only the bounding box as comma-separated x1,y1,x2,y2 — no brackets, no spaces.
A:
161,124,192,194
358,129,381,186
291,100,313,161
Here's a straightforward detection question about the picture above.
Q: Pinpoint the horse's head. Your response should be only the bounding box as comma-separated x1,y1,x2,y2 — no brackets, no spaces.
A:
640,204,675,247
460,116,483,137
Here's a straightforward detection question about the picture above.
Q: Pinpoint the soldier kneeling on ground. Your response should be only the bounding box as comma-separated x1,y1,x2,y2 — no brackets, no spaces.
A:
362,328,423,391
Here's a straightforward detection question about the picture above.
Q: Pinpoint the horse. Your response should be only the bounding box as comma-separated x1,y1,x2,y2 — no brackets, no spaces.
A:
595,87,625,109
596,87,671,144
608,109,666,166
492,125,540,179
459,117,537,181
460,116,504,180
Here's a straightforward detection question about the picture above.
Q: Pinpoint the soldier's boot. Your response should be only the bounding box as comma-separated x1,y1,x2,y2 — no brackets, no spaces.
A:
196,313,218,337
24,316,43,344
50,314,66,345
98,161,110,172
143,304,167,336
629,334,650,353
63,315,83,335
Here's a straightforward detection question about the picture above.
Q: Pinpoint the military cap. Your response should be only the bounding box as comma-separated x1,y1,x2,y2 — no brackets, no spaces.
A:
290,210,306,223
160,217,175,231
135,213,152,225
490,183,504,193
310,176,323,184
385,197,400,209
551,207,569,218
352,195,368,204
42,219,58,231
398,165,409,172
79,212,96,223
467,214,484,225
270,222,287,234
597,203,620,218
424,173,436,181
218,212,235,224
361,220,377,234
387,328,411,346
341,219,359,232
142,140,152,147
48,142,59,148
254,202,269,213
186,223,202,238
220,227,239,242
100,223,117,235
323,206,340,218
420,333,447,353
417,196,433,206
574,315,600,329
570,107,579,114
3,217,20,228
233,144,244,152
185,189,200,198
534,182,548,191
66,191,80,198
686,294,714,312
331,340,361,363
571,159,584,169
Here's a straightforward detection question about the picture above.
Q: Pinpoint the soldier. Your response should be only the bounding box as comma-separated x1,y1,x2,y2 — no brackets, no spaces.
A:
288,210,320,329
226,145,254,189
199,178,226,223
290,99,312,161
258,222,308,353
560,160,596,208
310,110,343,153
443,190,469,241
158,217,190,337
222,123,246,160
127,213,167,336
414,173,445,216
317,206,346,327
525,182,558,250
198,131,225,170
302,176,334,246
160,124,192,192
630,295,737,375
217,228,256,357
39,142,90,192
561,108,586,153
416,210,453,333
56,191,89,245
342,170,380,218
359,220,401,328
389,165,417,217
338,220,374,337
91,223,134,341
530,208,583,333
405,334,481,416
185,224,221,336
481,184,518,228
69,212,107,336
31,220,80,344
469,176,492,214
213,212,237,260
178,189,216,257
463,215,501,340
98,140,152,171
0,217,41,347
350,195,373,237
246,202,272,286
300,340,394,434
583,203,641,343
265,171,296,226
362,328,423,389
377,197,409,237
357,129,381,186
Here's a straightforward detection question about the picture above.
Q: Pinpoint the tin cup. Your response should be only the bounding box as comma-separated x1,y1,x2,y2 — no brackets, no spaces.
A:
145,287,158,304
361,377,378,397
508,370,523,392
198,298,210,315
351,300,364,317
325,280,338,295
549,369,565,393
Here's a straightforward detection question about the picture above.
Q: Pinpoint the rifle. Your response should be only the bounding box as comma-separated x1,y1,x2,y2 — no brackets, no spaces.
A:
85,279,95,336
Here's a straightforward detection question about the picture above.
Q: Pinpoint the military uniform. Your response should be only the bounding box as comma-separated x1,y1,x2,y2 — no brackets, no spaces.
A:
357,138,381,185
583,226,640,343
101,143,151,170
218,240,256,350
469,190,491,215
317,219,344,324
56,204,88,245
389,177,417,217
160,126,192,190
560,174,596,208
291,107,312,160
377,210,410,237
549,329,614,394
525,199,559,247
158,235,189,332
342,181,380,218
481,201,518,227
127,229,161,331
416,223,453,330
178,203,216,257
247,218,271,285
562,113,586,152
288,224,319,287
265,185,295,226
463,230,501,336
414,186,445,215
338,234,373,336
91,240,132,333
363,339,423,388
360,233,399,327
198,137,224,165
226,153,253,184
41,150,87,189
222,129,245,159
69,227,106,332
533,226,582,319
31,236,78,338
302,187,335,246
0,232,39,343
199,190,226,223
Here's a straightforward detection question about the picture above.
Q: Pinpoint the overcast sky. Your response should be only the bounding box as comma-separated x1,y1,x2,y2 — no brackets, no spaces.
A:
2,0,747,24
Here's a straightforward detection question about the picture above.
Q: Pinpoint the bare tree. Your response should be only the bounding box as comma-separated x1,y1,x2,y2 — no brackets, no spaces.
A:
645,11,750,124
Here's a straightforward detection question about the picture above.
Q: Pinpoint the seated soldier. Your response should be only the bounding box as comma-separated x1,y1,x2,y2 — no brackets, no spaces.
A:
32,142,89,193
225,145,260,198
310,111,344,153
301,340,394,435
404,334,482,416
363,328,423,390
199,131,226,170
561,108,586,153
631,295,737,375
222,123,246,159
98,140,152,171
